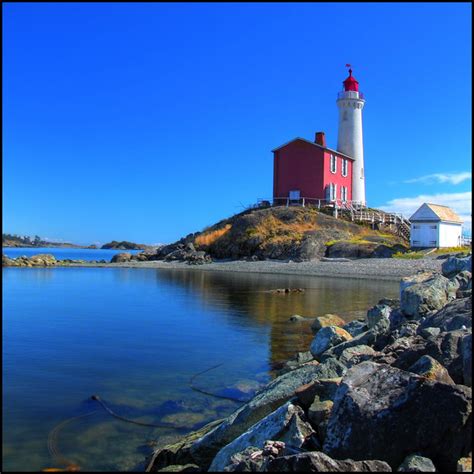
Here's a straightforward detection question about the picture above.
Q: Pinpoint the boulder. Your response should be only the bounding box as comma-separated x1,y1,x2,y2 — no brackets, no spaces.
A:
400,272,435,294
308,397,333,427
400,274,458,318
419,297,471,332
339,345,377,368
208,402,313,472
456,457,472,472
266,451,392,472
294,378,342,410
310,326,353,359
222,446,266,472
453,270,472,291
323,362,472,471
342,320,367,337
146,418,224,471
288,315,305,322
461,333,472,387
189,359,346,469
156,465,200,472
408,355,454,384
397,454,436,472
366,304,392,329
311,314,346,333
29,254,57,266
417,327,440,339
442,255,472,278
111,252,132,263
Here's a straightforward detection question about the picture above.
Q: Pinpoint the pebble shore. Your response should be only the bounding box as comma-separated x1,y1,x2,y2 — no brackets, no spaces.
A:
69,257,444,281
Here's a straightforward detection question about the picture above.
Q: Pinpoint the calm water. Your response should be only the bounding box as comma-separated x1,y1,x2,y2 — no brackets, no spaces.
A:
3,262,398,472
2,247,140,262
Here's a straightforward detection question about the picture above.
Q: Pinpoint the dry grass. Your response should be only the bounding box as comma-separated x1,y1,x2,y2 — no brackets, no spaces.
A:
432,246,471,255
195,224,232,247
247,214,318,243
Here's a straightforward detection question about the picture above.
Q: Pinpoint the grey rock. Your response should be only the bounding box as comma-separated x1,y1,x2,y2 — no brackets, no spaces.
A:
461,333,472,387
222,446,265,472
397,454,436,472
323,361,472,471
442,255,472,277
400,274,459,318
266,451,392,472
208,402,303,472
342,320,367,337
453,270,472,291
417,327,441,339
366,304,392,329
339,345,376,368
419,297,471,332
288,315,305,322
408,355,454,384
111,252,132,263
310,326,352,359
189,359,346,469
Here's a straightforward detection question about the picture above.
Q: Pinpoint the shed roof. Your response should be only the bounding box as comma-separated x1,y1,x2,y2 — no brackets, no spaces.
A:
410,203,463,223
271,137,354,160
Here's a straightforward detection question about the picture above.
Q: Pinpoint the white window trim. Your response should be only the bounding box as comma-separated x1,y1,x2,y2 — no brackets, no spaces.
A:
341,185,347,202
330,154,337,174
329,183,337,201
342,159,348,177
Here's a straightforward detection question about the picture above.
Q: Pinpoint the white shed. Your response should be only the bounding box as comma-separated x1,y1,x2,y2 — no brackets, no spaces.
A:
409,203,463,248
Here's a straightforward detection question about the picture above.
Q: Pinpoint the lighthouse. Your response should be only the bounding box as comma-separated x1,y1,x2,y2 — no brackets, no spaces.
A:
336,66,366,206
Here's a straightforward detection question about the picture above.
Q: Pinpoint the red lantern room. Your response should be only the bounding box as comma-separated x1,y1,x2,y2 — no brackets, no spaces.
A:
343,68,359,92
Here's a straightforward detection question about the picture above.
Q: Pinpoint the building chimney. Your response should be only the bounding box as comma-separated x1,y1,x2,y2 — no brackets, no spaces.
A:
315,132,326,147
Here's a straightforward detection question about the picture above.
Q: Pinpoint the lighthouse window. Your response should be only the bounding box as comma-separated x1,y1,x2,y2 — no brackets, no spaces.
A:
342,159,348,177
330,154,337,173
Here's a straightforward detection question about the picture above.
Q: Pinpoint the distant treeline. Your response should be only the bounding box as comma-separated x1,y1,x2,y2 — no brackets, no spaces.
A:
3,233,45,246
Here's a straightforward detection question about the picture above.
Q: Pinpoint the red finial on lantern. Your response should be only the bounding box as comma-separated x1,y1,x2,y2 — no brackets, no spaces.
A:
343,64,359,91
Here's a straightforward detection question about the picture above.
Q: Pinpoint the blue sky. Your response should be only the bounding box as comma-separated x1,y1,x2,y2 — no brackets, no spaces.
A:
3,2,472,244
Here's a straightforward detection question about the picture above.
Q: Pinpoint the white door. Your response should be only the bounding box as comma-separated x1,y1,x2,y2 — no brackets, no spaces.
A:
419,223,438,247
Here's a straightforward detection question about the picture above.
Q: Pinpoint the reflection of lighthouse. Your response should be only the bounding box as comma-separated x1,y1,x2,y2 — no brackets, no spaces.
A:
336,66,366,206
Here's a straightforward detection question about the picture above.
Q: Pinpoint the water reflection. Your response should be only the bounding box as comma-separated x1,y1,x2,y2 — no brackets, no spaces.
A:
151,269,398,364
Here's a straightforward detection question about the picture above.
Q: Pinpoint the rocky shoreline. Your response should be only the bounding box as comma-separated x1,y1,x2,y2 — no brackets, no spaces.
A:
145,254,472,472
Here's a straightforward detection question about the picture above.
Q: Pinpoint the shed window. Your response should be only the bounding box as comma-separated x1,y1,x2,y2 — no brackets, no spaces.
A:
430,225,437,229
330,154,337,173
289,190,300,200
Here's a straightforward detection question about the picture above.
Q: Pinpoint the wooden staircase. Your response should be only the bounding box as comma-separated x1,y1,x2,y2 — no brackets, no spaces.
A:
338,202,411,242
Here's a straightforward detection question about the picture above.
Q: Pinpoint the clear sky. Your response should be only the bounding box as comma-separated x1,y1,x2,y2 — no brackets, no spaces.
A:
3,2,472,245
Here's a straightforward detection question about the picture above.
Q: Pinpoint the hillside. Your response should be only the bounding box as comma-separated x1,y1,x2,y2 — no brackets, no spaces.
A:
149,206,408,263
101,240,149,250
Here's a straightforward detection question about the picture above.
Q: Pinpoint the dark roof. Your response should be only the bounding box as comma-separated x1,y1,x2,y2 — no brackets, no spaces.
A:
271,137,355,160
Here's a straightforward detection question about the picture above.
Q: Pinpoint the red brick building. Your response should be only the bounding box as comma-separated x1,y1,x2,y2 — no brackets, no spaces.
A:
272,131,354,205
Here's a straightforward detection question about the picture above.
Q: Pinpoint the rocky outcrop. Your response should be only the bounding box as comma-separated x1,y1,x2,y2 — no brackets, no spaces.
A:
147,254,472,473
400,273,458,318
310,326,353,359
325,241,407,259
310,314,346,333
397,454,436,472
323,362,471,471
442,255,472,277
111,252,133,263
143,207,406,263
266,452,392,472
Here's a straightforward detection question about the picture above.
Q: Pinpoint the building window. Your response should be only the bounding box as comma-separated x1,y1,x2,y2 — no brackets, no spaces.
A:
341,159,348,177
430,225,437,229
289,190,300,200
328,183,337,201
330,154,337,174
341,186,348,202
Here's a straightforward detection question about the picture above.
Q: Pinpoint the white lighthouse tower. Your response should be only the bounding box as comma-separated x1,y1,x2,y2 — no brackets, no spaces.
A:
336,66,366,206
